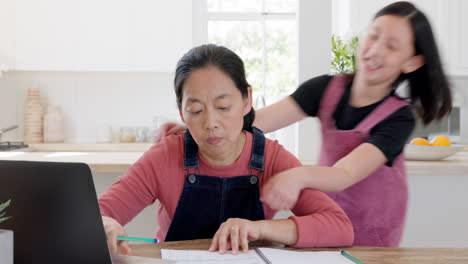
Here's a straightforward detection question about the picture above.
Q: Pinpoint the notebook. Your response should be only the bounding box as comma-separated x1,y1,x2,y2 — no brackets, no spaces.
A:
0,160,170,264
161,248,358,264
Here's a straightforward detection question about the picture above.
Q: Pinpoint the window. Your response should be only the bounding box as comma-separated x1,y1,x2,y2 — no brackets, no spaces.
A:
206,0,297,108
194,0,332,159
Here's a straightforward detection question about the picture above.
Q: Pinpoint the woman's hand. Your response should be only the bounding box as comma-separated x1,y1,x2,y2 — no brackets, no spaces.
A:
261,167,304,211
153,122,186,143
102,216,131,255
209,218,263,255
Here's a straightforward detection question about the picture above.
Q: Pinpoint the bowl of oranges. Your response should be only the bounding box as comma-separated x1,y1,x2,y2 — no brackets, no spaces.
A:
405,135,464,161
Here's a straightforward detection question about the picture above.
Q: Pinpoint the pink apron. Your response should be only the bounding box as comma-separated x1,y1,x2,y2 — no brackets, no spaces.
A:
318,75,409,247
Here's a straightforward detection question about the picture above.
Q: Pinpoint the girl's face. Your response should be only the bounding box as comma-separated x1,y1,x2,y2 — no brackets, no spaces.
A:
179,66,252,159
357,15,424,85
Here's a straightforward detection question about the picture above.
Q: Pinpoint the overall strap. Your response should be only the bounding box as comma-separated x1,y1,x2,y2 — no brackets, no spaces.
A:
183,129,199,168
184,127,266,172
249,126,265,171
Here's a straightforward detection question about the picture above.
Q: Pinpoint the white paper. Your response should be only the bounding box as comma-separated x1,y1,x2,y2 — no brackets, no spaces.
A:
161,249,265,264
257,248,356,264
161,248,356,264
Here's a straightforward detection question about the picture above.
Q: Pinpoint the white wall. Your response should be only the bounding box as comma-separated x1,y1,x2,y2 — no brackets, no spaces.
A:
295,0,332,161
0,71,180,142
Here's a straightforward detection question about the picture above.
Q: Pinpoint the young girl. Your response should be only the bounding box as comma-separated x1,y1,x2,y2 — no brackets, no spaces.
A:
256,1,452,247
99,44,354,255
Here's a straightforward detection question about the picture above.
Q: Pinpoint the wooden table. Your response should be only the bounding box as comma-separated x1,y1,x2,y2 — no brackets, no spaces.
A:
129,239,468,264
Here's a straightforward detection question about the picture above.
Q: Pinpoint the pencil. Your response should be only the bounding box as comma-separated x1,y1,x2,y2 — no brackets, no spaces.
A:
341,250,365,264
117,236,159,243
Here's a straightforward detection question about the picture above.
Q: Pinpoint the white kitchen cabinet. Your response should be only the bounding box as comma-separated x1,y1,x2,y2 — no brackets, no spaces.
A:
0,0,16,68
334,0,468,76
401,173,468,247
1,0,193,72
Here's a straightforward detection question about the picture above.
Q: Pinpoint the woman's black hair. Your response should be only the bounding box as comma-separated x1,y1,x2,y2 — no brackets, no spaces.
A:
174,44,255,132
375,1,452,124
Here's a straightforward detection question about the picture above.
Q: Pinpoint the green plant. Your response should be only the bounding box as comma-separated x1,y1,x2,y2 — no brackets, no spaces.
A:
331,35,359,75
0,199,12,224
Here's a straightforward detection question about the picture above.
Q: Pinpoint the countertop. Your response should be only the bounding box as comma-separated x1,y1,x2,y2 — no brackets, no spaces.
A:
0,151,143,173
0,143,467,175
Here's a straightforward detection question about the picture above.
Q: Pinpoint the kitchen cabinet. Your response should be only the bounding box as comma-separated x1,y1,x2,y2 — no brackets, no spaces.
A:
335,0,468,76
0,0,193,72
0,0,15,68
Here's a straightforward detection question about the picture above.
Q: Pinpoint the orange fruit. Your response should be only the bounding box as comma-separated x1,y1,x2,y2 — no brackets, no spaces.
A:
410,137,431,146
430,135,451,147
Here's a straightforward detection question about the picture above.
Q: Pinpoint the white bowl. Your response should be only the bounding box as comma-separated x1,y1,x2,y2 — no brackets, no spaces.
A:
404,144,464,161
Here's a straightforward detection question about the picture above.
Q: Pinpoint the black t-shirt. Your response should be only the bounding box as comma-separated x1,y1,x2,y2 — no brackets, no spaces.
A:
291,75,415,166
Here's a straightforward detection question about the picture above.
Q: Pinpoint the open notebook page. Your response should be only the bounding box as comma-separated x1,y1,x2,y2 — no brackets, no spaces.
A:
161,249,265,264
257,248,355,264
161,248,355,264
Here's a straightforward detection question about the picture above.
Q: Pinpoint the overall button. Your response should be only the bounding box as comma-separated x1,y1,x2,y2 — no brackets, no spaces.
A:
188,174,196,184
250,176,258,184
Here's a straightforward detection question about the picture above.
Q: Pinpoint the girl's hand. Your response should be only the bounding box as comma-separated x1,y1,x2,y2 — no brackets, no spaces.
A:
153,122,186,143
102,216,131,255
261,167,304,211
209,218,262,255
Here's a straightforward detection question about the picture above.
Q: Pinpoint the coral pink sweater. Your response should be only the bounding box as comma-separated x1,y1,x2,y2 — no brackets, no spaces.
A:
99,131,354,247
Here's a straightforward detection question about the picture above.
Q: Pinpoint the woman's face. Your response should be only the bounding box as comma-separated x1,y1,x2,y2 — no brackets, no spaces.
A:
357,14,423,85
179,66,252,159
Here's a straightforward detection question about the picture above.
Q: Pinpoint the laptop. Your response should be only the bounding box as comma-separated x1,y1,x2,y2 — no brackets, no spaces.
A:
0,160,171,264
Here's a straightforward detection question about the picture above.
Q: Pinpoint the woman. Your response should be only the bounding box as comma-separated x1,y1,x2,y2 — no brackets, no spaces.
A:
99,44,354,255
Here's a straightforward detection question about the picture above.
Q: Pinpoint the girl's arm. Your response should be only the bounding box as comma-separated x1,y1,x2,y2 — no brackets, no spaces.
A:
259,184,356,248
253,96,307,133
261,143,388,210
300,142,388,192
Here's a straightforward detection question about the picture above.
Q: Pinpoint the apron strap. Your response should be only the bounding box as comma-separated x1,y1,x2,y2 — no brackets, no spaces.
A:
249,126,266,171
355,96,410,134
317,75,348,121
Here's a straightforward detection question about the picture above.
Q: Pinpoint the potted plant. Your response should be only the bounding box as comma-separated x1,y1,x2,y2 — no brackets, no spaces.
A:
0,199,13,264
331,34,359,74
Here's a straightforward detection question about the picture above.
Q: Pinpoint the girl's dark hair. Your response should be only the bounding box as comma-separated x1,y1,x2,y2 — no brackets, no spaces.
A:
174,44,255,132
375,1,452,124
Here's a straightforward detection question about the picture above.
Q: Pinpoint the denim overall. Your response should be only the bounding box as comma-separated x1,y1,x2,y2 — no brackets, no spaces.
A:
164,127,266,241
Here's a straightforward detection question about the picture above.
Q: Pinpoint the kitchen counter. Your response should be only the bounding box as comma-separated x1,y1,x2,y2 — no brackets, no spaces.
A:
29,143,153,152
1,148,467,175
302,150,468,175
0,151,143,173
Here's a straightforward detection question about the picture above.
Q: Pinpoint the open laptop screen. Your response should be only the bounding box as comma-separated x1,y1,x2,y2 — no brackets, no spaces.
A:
0,161,112,264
